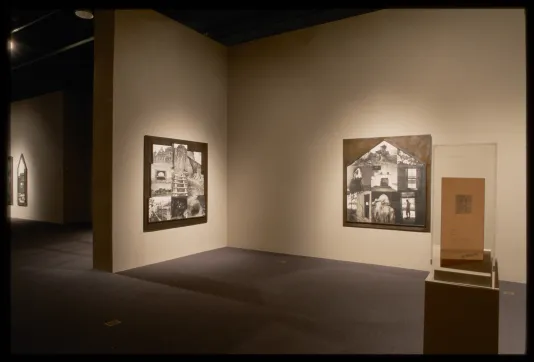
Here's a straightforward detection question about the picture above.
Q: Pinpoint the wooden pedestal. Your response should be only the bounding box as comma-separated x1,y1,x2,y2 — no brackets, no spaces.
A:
423,272,499,354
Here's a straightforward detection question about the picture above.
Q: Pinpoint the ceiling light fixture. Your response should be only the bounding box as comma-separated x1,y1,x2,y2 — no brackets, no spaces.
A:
8,39,14,51
75,9,94,20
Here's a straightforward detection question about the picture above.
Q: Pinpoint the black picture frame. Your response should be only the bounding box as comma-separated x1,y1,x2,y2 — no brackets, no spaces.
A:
143,135,208,232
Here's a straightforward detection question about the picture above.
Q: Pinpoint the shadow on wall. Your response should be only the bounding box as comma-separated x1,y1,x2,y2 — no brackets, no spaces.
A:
63,85,93,225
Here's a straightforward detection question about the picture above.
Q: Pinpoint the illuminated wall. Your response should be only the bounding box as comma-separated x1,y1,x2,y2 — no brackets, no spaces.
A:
93,10,227,272
227,9,526,282
9,91,64,223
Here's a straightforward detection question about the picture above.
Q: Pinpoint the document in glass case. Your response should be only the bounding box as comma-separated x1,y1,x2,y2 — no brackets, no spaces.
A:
440,177,485,263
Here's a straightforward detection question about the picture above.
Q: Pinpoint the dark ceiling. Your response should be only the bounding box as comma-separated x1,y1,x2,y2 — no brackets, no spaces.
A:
9,8,379,101
157,9,378,46
10,9,94,102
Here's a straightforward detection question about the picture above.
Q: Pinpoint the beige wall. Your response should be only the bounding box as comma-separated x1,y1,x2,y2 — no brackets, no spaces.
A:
109,10,228,272
228,9,526,282
9,91,64,223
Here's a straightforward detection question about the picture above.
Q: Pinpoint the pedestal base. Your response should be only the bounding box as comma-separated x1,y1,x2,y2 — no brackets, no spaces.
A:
423,274,499,354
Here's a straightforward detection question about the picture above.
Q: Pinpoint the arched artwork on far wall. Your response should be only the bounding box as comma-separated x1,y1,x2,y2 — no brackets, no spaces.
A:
17,154,28,207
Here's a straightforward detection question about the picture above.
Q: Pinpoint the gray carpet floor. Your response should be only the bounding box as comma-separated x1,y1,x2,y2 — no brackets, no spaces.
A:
9,219,526,354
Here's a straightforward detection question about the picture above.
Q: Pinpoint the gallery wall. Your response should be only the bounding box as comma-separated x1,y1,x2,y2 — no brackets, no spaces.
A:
106,10,228,272
9,91,64,223
227,9,526,282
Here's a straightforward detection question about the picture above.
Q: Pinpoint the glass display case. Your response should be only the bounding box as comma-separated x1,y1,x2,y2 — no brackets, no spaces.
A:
429,143,498,290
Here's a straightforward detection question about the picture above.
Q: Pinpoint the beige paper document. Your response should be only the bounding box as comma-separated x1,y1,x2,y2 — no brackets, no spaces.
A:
440,177,485,262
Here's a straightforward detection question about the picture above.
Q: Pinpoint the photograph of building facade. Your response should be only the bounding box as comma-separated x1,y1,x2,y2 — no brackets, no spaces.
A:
346,140,427,227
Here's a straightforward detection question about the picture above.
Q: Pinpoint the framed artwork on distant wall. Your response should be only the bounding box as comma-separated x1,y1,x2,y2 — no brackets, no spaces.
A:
7,156,13,205
17,154,28,207
343,134,432,232
144,135,207,232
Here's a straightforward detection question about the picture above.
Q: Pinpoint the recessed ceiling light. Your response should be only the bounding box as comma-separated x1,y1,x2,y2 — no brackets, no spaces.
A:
8,40,14,51
75,9,94,20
